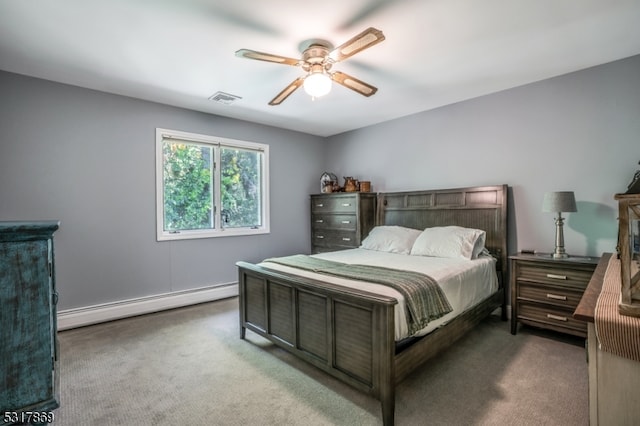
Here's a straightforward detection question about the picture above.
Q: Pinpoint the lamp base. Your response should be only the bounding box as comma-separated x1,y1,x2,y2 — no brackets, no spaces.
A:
552,213,569,259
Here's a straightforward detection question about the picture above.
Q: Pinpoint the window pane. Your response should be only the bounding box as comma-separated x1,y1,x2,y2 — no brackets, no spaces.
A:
162,141,214,231
220,147,262,228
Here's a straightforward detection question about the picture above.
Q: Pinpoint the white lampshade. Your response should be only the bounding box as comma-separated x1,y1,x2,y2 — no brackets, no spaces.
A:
542,191,577,213
303,72,332,98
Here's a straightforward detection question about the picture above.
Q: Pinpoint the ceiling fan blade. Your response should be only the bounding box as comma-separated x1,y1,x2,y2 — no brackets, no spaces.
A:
269,77,305,105
331,71,378,97
329,27,385,62
235,49,301,66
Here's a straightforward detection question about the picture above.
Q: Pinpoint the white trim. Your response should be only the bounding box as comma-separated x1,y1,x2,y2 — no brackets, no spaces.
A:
57,283,238,331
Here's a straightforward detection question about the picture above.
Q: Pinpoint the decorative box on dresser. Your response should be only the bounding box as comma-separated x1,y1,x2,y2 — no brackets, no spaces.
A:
310,193,376,253
510,252,599,337
1,221,60,425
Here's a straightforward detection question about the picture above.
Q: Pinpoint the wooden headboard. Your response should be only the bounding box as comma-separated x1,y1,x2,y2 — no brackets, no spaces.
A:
377,184,508,283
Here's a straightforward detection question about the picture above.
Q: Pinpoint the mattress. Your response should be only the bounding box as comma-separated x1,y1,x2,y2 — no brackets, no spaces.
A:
259,248,498,340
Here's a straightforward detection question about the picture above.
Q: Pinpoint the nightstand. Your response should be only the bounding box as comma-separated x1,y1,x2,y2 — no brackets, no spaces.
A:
510,252,600,338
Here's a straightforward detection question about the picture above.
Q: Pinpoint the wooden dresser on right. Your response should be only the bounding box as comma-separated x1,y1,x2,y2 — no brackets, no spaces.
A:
574,253,640,426
510,252,599,337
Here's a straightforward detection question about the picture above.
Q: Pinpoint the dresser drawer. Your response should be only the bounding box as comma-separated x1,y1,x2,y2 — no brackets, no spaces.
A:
517,282,584,309
518,302,587,335
312,214,357,230
312,230,358,248
516,263,593,289
311,196,358,214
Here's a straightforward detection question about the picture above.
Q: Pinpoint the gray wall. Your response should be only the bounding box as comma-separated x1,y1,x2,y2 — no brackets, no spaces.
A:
326,54,640,258
0,71,325,310
2,54,639,311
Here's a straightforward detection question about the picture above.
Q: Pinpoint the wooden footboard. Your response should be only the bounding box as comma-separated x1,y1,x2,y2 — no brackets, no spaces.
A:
238,261,504,426
237,261,398,425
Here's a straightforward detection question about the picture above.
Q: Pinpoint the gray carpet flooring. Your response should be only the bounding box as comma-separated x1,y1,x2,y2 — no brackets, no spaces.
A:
55,297,588,425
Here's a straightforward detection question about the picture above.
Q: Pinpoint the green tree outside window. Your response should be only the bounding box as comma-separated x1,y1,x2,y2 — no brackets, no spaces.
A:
162,142,263,232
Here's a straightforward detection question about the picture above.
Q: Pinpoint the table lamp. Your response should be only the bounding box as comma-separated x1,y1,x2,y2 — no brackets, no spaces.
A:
542,191,577,258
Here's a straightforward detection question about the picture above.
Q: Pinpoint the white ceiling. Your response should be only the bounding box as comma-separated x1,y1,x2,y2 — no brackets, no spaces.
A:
1,0,640,137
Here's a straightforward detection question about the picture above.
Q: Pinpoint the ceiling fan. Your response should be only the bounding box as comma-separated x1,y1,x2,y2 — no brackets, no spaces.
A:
235,27,385,105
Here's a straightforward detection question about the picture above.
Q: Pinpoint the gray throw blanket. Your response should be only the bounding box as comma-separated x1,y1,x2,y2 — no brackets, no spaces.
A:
263,254,453,335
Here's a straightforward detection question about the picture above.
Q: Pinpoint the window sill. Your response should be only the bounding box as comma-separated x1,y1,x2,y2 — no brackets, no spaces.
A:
157,226,270,241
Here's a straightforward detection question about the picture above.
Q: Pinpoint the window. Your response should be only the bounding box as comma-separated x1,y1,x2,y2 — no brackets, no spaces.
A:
156,128,269,241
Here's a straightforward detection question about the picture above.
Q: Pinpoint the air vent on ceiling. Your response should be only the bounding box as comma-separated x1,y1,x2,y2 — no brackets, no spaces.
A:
208,91,242,105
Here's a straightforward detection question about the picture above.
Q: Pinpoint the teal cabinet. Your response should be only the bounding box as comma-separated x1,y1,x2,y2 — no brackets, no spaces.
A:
1,222,60,424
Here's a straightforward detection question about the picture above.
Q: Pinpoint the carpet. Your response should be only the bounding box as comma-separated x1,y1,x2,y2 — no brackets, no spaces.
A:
54,297,588,425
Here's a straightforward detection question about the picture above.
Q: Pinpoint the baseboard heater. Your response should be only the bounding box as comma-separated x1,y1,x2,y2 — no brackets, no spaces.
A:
57,283,238,330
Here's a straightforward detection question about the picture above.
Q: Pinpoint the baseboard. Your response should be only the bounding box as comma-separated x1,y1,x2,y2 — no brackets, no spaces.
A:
57,283,238,331
58,286,510,331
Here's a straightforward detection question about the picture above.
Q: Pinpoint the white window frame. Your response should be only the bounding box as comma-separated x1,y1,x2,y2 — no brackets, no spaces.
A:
155,128,270,241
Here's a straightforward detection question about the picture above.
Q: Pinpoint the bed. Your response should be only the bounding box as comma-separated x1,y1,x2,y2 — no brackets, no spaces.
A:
236,185,508,425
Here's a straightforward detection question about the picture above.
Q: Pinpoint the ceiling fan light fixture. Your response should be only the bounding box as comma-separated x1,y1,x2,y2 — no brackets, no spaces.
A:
303,71,332,98
237,27,385,105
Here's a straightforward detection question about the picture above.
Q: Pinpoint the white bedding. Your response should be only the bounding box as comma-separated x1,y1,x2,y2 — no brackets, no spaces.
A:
259,248,498,341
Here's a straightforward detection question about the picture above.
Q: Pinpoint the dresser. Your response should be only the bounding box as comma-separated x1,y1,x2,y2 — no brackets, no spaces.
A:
510,252,599,338
1,221,60,424
310,193,376,253
574,253,640,426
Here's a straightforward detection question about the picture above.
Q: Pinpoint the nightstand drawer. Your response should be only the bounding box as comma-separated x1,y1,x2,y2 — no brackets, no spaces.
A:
312,214,357,230
518,282,584,309
311,196,357,214
510,253,599,337
516,263,593,289
312,230,358,248
518,302,587,335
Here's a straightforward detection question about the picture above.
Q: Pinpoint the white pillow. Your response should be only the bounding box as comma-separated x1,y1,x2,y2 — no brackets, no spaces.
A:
410,226,486,260
360,226,423,254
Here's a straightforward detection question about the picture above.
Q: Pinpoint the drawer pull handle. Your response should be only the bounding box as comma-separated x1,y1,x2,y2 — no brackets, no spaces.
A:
546,273,567,280
546,293,567,301
342,237,351,241
341,203,352,207
341,220,351,224
316,203,324,207
315,219,324,223
547,313,568,322
316,235,324,239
